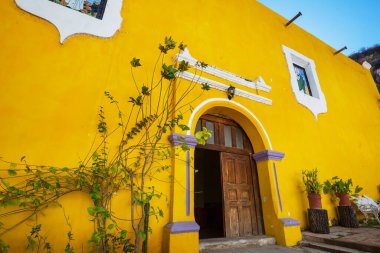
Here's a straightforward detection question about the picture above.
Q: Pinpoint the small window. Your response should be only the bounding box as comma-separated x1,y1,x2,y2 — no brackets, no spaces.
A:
293,64,312,96
205,121,215,144
282,45,327,119
195,120,201,133
235,128,244,149
223,125,232,147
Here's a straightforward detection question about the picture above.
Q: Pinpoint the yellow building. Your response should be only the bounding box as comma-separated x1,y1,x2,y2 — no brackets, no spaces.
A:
1,0,379,252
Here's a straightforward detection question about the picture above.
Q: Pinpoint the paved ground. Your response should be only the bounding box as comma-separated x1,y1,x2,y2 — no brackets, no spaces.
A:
303,225,380,249
201,245,327,253
202,225,380,253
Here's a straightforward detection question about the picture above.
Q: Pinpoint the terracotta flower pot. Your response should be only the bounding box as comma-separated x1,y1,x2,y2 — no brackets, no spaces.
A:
336,192,351,206
307,193,322,209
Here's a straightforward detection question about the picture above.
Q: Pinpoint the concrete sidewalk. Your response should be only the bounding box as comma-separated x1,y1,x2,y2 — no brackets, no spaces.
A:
201,244,326,253
201,225,380,253
302,225,380,252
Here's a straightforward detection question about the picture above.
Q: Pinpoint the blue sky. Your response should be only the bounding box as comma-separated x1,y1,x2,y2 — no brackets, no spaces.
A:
257,0,380,55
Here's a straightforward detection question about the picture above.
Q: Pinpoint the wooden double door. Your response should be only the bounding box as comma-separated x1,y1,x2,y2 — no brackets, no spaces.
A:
195,114,264,238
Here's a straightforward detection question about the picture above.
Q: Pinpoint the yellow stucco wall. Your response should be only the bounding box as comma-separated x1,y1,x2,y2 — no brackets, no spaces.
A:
1,0,380,251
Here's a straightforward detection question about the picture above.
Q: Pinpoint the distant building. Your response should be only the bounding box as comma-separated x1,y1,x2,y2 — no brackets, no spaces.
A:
350,45,380,92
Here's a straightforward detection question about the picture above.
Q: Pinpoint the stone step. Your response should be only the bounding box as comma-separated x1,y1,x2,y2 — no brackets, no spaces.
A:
302,232,380,253
199,236,276,252
299,241,369,253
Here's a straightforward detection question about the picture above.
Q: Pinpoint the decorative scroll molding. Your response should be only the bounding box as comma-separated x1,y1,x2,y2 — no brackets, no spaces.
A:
168,133,198,148
252,150,285,162
279,218,300,227
178,71,272,105
16,0,123,43
165,221,200,234
176,49,271,92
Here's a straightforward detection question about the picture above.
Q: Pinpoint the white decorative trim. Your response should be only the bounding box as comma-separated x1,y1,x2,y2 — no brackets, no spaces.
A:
15,0,123,43
176,49,271,92
282,45,327,119
178,71,272,105
186,98,273,150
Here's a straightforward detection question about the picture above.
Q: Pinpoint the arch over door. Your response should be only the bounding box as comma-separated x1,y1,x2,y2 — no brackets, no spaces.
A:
194,114,264,238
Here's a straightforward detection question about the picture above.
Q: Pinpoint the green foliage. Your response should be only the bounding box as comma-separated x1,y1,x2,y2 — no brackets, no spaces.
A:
129,95,143,106
141,86,150,96
302,168,322,194
65,231,75,253
195,127,212,145
0,239,9,253
161,64,177,80
177,60,190,72
201,83,211,91
158,36,176,54
178,42,186,51
26,224,52,253
0,37,209,253
130,57,142,67
323,176,363,196
196,61,208,68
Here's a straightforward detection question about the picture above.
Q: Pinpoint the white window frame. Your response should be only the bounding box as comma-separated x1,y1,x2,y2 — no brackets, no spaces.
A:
15,0,123,43
282,45,327,119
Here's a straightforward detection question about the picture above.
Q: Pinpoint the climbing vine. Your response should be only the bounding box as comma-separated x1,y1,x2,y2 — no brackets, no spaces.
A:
0,37,211,253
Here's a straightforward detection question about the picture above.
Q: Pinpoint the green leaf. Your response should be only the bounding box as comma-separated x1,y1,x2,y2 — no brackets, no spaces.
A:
49,167,57,174
161,64,178,80
7,169,17,176
158,208,164,217
130,57,142,67
107,223,115,230
178,41,187,51
87,207,96,216
201,83,211,91
195,127,212,145
158,36,176,54
178,60,190,72
2,180,9,188
142,86,151,96
181,143,190,152
26,236,36,251
139,231,146,242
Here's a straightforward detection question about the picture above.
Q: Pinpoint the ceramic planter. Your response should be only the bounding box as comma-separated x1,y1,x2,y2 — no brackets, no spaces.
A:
307,193,322,209
336,192,351,206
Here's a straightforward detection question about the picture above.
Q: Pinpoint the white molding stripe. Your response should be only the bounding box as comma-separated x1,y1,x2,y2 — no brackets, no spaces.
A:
176,49,271,92
186,98,273,150
178,71,272,105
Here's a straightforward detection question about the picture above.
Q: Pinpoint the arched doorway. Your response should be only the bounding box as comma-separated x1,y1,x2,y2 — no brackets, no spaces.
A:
194,114,264,239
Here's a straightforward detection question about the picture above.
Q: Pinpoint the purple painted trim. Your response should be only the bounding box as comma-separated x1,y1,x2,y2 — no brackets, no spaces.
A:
252,150,285,162
168,133,197,148
165,221,200,234
273,163,283,212
186,151,190,216
279,218,300,227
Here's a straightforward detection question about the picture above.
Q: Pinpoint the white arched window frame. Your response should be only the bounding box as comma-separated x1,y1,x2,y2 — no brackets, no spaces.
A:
282,45,327,119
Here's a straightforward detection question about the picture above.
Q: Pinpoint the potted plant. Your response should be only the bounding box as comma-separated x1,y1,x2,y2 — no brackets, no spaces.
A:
323,176,362,206
302,168,323,209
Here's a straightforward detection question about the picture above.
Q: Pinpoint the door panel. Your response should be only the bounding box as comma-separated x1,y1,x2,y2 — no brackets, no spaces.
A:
221,152,259,237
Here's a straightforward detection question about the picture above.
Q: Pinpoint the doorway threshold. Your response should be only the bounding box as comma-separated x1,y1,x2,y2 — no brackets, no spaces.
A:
199,235,276,251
